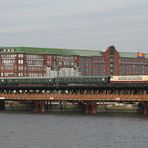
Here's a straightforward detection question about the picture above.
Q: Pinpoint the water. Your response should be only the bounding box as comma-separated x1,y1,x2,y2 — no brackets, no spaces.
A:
0,112,148,148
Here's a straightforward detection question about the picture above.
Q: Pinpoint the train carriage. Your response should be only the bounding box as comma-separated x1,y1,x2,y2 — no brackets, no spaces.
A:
110,75,148,89
55,76,109,85
0,75,109,87
110,75,148,83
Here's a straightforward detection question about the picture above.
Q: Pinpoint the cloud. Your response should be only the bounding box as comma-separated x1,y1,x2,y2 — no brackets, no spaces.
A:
0,0,148,51
0,24,47,34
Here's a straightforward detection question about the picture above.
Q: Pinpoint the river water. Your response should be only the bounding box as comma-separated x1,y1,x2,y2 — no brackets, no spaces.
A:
0,112,148,148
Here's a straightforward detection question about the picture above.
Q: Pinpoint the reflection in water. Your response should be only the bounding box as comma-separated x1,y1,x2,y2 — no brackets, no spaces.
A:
0,112,148,148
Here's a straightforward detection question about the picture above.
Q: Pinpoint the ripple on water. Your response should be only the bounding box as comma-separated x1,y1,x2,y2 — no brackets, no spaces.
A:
0,112,148,148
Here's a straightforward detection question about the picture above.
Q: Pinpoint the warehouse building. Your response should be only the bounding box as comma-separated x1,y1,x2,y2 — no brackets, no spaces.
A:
0,46,147,77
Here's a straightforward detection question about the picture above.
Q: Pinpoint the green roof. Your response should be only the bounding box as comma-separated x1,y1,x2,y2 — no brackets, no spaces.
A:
9,47,73,55
119,52,148,58
1,47,148,58
70,49,103,56
2,47,103,57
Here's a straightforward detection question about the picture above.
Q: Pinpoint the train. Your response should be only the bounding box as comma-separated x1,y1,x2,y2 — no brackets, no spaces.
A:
0,76,109,87
0,75,147,87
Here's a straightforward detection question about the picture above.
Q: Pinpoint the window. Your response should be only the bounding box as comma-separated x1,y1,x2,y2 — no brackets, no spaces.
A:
18,66,23,71
18,54,23,58
27,60,43,65
4,66,14,70
18,60,23,64
110,58,113,62
110,64,113,67
18,73,23,77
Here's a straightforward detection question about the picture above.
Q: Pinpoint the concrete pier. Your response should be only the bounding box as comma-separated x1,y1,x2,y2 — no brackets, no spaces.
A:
144,102,148,115
85,101,97,114
0,100,5,111
34,101,45,113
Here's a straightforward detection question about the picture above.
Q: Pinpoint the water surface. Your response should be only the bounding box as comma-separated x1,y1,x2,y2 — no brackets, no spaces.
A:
0,112,148,148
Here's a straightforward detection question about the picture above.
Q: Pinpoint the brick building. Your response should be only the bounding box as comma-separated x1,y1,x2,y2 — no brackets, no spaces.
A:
0,46,147,77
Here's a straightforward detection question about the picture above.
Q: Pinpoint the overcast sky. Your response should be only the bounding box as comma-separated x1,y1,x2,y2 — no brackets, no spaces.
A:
0,0,148,52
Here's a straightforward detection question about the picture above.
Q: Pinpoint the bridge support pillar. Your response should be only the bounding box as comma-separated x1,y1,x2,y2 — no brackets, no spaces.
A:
85,101,97,114
0,100,5,111
34,101,45,113
144,102,148,115
59,101,63,111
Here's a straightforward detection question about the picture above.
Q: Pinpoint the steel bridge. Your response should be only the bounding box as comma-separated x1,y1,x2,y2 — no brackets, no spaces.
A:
1,92,148,101
0,81,147,114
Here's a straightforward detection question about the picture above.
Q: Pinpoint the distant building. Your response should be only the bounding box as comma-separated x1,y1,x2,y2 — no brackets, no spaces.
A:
0,46,147,77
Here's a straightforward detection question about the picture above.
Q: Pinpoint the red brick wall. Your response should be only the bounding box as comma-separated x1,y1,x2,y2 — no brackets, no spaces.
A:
104,46,119,76
113,50,119,76
104,48,110,76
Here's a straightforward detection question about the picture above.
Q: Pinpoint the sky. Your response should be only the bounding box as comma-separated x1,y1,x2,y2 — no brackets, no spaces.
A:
0,0,148,52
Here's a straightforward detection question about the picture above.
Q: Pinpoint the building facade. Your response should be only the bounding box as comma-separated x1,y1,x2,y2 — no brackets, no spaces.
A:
0,46,147,77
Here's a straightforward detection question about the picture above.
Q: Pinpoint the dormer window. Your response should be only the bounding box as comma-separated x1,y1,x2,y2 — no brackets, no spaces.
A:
3,48,15,52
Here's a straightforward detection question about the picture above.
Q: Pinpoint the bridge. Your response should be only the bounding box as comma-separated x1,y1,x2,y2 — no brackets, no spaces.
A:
0,77,148,114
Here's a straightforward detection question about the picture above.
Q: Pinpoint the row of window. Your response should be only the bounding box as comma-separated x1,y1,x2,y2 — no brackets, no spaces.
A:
3,66,14,71
81,72,105,76
80,57,92,62
0,72,45,77
80,63,105,68
1,72,15,77
1,59,24,64
55,56,74,60
3,49,15,52
1,54,16,58
120,64,145,69
28,67,44,71
0,54,73,61
28,73,44,77
119,71,145,75
1,59,45,65
27,60,43,65
1,54,23,58
2,60,15,64
26,55,43,59
80,68,105,73
92,56,104,62
52,61,76,66
120,58,148,63
80,63,92,66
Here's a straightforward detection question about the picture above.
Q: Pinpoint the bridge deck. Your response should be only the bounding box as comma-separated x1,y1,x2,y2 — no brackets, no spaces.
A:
1,93,148,101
